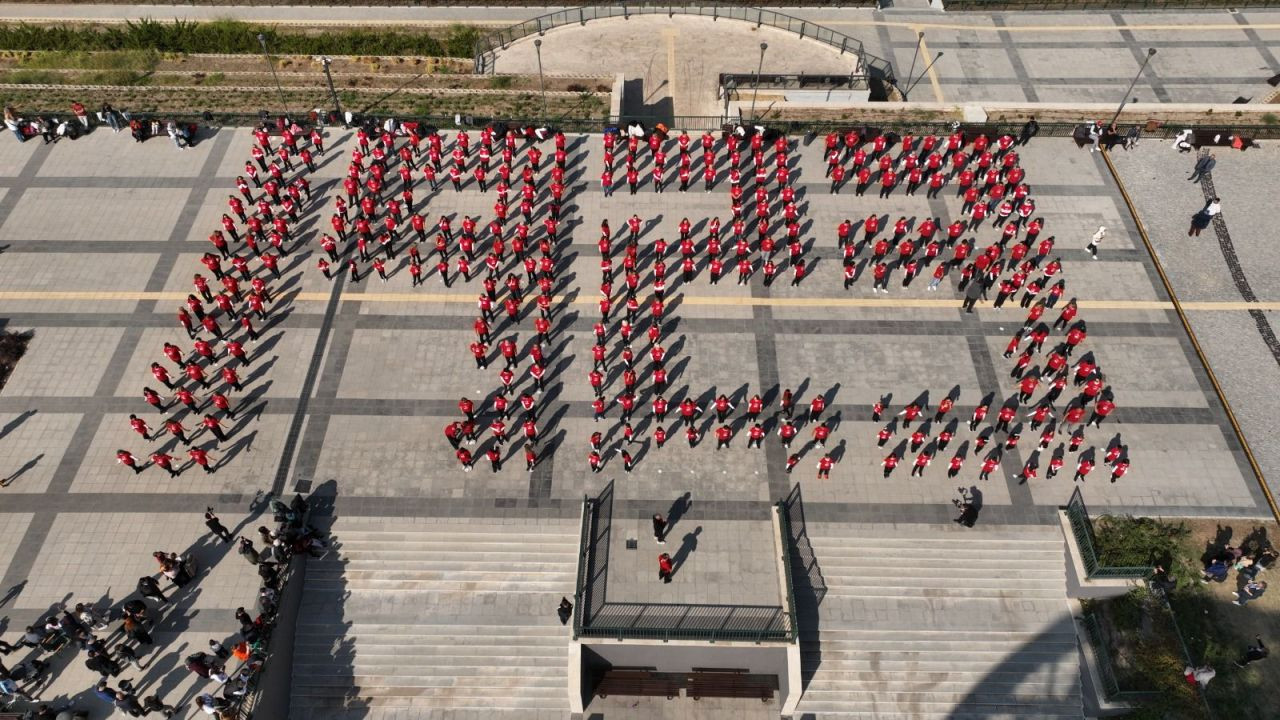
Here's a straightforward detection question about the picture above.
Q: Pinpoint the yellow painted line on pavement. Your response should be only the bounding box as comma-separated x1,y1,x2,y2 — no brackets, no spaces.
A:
5,289,1280,312
915,32,945,104
822,19,1280,33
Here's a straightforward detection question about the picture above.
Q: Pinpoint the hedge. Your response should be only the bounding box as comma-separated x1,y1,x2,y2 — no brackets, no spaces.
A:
0,19,482,58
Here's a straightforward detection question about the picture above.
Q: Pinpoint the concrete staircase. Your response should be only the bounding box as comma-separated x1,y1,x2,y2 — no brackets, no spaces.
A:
289,518,578,719
794,523,1083,719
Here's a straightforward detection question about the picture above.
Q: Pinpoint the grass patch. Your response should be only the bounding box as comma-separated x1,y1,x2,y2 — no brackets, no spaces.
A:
1088,516,1278,720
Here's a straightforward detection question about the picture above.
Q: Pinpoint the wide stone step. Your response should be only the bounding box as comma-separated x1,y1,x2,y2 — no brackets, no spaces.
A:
295,622,567,636
802,627,1079,642
805,669,1080,688
309,566,576,579
796,707,1082,719
816,569,1064,585
303,577,572,591
330,530,578,542
807,540,1064,555
327,545,578,558
804,637,1078,652
797,694,1081,711
822,585,1064,600
294,685,567,700
798,657,1079,673
294,654,566,669
297,634,567,650
816,598,1073,631
290,696,570,712
808,523,1060,538
292,662,568,677
293,674,566,689
809,551,1065,566
285,708,570,720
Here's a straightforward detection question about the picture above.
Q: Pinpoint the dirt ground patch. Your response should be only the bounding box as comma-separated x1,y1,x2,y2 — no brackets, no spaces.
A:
0,330,31,392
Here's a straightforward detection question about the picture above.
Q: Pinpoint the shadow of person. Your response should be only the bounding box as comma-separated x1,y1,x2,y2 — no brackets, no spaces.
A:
670,526,702,577
0,579,26,608
666,492,691,535
1,452,43,486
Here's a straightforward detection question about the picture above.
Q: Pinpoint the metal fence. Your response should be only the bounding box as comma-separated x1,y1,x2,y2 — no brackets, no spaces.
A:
1065,488,1153,580
471,2,895,88
774,502,799,642
947,0,1278,9
11,107,1280,142
572,480,791,643
1082,611,1124,700
575,480,614,632
579,602,792,642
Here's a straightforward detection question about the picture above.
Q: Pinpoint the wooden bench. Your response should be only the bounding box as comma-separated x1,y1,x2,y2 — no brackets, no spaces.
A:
594,670,680,699
687,672,778,702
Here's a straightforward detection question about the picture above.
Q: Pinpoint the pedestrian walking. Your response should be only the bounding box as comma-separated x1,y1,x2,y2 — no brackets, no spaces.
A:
136,575,167,604
1188,151,1216,182
204,508,233,543
1085,226,1105,259
658,552,674,583
237,537,259,565
652,514,667,543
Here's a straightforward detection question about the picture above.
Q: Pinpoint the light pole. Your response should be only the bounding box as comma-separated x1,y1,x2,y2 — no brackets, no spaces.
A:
749,41,768,121
1108,48,1157,130
903,51,944,98
905,32,924,91
534,38,547,119
722,77,737,124
257,33,292,120
314,55,344,127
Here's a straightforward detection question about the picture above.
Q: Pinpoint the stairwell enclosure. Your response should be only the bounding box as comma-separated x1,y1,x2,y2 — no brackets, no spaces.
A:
568,484,801,712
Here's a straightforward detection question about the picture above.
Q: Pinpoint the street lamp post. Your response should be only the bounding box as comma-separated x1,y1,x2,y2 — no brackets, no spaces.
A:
1108,48,1157,130
257,33,292,120
903,51,944,98
722,78,737,124
534,39,547,119
749,42,768,121
314,55,344,127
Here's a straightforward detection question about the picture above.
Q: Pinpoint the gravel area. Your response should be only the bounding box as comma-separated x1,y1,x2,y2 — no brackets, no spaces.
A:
1112,143,1280,508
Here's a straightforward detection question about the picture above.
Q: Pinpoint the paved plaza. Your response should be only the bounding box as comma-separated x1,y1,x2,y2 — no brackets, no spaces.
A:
0,117,1274,716
0,4,1277,714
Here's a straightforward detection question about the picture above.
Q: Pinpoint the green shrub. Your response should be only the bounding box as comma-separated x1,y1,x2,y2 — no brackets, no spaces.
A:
1092,515,1191,573
0,20,478,58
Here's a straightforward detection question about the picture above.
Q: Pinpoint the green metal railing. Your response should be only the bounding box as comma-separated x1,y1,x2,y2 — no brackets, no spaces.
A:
472,2,895,88
1065,488,1153,580
774,501,799,643
1082,611,1123,700
571,486,791,643
579,602,791,642
572,494,595,633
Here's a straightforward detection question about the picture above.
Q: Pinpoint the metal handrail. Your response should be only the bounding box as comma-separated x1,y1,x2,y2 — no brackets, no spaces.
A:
1082,611,1123,699
774,501,798,643
571,494,595,637
471,2,895,88
580,601,791,643
1065,488,1152,580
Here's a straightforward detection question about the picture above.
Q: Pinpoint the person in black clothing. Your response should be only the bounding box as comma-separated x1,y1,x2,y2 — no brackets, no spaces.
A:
1235,636,1268,667
136,576,166,604
85,648,121,677
204,509,234,543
